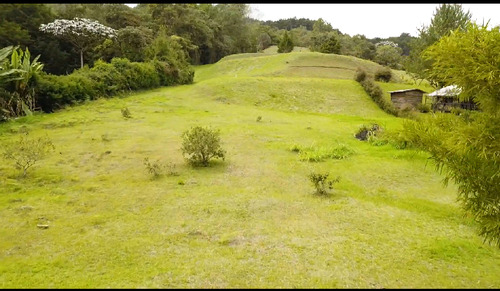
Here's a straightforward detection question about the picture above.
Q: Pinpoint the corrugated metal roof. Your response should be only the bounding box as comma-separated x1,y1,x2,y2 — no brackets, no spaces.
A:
388,88,427,94
427,85,461,97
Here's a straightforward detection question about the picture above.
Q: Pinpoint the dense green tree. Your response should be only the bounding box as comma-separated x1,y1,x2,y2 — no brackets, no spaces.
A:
312,18,333,33
147,4,213,64
309,18,343,53
277,31,294,53
319,34,340,54
40,18,117,69
262,17,315,31
402,23,500,247
116,26,153,62
387,33,415,56
340,34,375,60
257,33,273,51
290,26,312,48
144,27,191,70
374,43,403,69
0,4,78,75
405,4,471,85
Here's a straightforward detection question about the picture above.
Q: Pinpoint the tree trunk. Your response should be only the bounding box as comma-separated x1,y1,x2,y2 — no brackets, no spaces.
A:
80,49,84,69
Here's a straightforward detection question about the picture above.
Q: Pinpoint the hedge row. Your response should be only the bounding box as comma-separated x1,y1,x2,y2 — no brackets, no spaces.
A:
35,58,194,112
355,68,398,116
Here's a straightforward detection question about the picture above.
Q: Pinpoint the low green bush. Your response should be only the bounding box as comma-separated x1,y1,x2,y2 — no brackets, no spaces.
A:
121,107,132,118
2,134,55,177
374,66,392,82
308,172,341,195
355,123,381,141
34,58,194,113
355,67,367,82
181,126,226,167
357,77,398,116
291,143,355,162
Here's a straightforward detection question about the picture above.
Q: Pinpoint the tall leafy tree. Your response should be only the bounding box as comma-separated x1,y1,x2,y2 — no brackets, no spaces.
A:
0,4,76,75
147,4,213,64
405,4,471,85
40,18,117,68
277,31,294,53
319,34,340,54
374,43,403,69
290,26,312,48
310,18,343,53
402,23,500,247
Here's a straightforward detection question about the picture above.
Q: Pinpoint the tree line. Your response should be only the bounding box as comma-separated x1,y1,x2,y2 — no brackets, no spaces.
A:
0,3,419,75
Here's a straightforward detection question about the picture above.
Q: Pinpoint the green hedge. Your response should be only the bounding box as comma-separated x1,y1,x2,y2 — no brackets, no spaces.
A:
35,58,194,112
354,68,398,116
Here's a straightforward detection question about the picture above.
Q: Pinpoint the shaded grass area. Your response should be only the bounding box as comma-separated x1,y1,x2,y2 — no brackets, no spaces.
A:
0,52,499,288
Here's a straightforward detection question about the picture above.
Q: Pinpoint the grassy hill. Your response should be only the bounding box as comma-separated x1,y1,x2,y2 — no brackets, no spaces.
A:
0,52,498,288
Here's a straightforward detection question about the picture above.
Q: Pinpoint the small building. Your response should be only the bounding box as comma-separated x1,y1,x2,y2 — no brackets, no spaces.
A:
426,85,477,112
389,89,427,110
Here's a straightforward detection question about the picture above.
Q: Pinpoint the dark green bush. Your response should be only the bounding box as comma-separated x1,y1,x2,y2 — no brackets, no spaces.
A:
355,67,367,82
374,66,392,82
35,72,96,112
34,58,193,113
111,58,160,90
82,60,124,97
355,124,381,141
357,77,398,116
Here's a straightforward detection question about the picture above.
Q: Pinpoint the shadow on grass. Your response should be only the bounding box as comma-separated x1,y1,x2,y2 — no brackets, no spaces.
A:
185,159,229,174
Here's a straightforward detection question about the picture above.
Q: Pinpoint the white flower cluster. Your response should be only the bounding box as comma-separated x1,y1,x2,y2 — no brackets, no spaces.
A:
39,18,117,38
375,40,399,48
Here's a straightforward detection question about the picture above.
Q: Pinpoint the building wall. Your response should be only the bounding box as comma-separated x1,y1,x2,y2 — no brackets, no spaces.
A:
390,91,423,110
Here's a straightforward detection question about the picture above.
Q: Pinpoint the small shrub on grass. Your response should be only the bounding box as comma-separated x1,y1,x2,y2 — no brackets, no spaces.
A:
289,143,302,153
355,67,367,82
121,107,132,118
295,144,355,162
256,116,262,122
143,157,163,178
144,158,163,178
143,158,179,178
330,144,355,159
165,161,179,176
374,66,392,82
2,134,55,177
308,172,341,195
181,126,226,167
355,123,381,141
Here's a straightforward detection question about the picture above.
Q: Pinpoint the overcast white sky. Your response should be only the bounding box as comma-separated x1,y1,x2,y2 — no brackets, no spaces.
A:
125,4,500,39
248,4,500,39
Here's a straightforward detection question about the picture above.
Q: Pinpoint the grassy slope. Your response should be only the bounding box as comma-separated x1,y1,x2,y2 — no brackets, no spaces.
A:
0,52,498,288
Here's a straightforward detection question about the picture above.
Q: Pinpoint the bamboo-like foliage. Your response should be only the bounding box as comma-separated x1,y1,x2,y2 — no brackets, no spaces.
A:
0,46,44,120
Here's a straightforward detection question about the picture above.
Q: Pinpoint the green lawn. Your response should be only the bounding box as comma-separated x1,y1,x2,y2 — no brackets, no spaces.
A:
0,52,498,288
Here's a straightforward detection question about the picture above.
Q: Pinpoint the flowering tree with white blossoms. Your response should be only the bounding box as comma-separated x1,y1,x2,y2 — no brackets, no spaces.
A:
39,18,117,69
